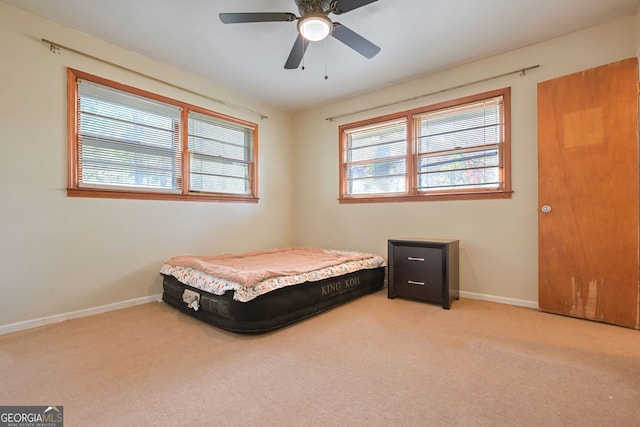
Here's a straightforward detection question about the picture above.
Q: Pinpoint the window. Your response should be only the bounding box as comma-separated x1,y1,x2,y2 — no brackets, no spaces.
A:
339,88,511,203
67,69,258,202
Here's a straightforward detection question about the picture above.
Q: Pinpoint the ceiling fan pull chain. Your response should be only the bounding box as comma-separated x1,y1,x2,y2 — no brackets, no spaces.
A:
302,38,306,71
324,37,329,80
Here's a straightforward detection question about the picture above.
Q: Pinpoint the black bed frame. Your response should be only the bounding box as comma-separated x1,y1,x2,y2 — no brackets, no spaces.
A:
161,266,385,333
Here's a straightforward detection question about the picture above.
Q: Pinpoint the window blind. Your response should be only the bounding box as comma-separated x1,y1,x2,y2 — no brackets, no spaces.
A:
77,79,182,192
414,96,504,191
344,118,408,195
188,111,254,195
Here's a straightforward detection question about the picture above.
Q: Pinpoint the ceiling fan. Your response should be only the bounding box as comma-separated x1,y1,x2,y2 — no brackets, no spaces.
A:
219,0,381,69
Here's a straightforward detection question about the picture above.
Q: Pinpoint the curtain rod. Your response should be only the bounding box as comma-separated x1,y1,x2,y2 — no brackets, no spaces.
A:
42,38,269,120
325,65,540,121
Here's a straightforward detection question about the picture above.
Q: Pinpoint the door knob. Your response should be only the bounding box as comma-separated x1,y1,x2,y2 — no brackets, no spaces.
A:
541,205,552,213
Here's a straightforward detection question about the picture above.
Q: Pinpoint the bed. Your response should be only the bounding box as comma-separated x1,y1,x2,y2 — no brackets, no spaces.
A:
160,247,386,333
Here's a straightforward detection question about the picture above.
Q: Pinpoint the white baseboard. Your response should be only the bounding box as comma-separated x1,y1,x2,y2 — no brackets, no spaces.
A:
460,290,539,309
0,294,163,336
0,291,538,336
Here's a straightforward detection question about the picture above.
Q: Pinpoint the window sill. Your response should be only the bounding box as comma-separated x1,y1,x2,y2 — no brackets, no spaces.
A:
338,190,513,204
67,188,259,203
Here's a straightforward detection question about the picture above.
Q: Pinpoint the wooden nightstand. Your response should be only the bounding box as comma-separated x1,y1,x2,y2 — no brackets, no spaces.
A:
387,238,459,309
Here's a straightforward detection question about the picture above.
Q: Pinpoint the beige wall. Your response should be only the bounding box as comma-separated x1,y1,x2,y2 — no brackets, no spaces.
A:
292,16,638,307
0,3,296,327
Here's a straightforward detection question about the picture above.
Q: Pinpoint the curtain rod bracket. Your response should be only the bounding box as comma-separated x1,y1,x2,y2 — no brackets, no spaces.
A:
47,41,61,54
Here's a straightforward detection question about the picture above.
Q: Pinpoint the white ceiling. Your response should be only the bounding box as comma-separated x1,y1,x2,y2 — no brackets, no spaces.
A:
3,0,639,112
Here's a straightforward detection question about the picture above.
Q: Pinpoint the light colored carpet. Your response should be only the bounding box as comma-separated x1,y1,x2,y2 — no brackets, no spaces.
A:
1,291,639,426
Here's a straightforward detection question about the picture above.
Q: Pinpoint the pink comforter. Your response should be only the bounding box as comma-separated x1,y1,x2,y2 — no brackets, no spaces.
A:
165,247,373,287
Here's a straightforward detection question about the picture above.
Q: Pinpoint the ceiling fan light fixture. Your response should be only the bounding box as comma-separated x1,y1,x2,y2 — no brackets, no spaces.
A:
298,13,332,41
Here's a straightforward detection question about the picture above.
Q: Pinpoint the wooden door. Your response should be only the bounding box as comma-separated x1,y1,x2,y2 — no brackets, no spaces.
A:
537,57,639,329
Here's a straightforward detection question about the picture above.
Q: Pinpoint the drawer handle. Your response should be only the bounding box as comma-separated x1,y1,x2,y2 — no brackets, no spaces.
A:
408,280,425,286
407,257,425,261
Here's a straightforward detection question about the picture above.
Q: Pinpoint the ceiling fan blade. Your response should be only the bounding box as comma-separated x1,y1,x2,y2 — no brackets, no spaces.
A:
331,23,380,59
332,0,378,14
284,34,309,69
219,12,297,24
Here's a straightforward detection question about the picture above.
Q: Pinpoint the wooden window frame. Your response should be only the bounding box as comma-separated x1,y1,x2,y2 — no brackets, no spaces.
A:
67,68,259,203
338,88,512,203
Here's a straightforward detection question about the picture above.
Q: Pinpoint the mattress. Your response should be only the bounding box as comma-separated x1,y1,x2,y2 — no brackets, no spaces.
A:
160,248,386,333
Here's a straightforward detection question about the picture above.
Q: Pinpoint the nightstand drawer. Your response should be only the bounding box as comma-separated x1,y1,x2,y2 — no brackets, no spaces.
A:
393,267,442,303
393,245,443,271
